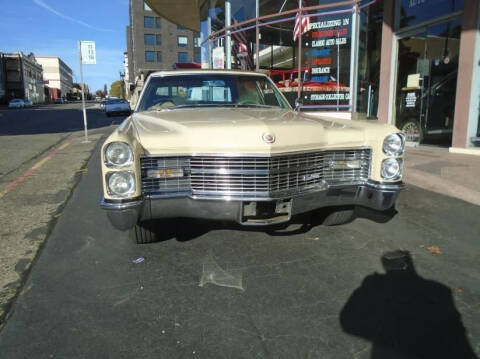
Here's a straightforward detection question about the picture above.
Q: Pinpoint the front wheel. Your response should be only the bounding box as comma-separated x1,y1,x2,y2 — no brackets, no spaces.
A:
322,208,355,226
131,220,157,244
401,119,423,143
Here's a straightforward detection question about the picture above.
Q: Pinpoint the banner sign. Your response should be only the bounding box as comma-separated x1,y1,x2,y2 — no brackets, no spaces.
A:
301,14,351,107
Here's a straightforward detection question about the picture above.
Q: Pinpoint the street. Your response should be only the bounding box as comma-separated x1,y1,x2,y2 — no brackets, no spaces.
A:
0,105,479,358
0,102,124,324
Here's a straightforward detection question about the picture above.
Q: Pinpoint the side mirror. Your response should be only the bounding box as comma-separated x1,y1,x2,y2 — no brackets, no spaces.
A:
294,98,304,111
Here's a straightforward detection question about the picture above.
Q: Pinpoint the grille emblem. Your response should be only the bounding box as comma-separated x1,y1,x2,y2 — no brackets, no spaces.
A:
262,133,275,144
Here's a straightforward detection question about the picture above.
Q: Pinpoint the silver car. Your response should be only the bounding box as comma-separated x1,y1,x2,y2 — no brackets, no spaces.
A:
105,99,131,117
8,99,25,109
23,99,33,108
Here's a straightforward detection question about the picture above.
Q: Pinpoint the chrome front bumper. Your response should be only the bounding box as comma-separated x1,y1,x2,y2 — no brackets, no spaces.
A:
100,181,405,231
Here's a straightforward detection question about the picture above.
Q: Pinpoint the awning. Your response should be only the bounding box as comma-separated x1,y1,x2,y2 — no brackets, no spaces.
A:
145,0,203,32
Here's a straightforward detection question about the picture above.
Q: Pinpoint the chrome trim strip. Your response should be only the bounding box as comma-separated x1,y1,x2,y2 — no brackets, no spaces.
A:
143,180,403,202
101,198,143,210
140,146,372,158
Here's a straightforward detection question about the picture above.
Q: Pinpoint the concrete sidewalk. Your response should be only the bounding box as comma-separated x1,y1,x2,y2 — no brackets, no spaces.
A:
404,145,480,206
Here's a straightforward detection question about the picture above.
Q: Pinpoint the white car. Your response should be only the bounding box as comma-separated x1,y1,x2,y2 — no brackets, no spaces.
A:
23,99,33,108
8,99,25,109
105,99,131,117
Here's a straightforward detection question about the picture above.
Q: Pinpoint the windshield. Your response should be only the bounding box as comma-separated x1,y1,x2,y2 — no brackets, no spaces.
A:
136,74,290,112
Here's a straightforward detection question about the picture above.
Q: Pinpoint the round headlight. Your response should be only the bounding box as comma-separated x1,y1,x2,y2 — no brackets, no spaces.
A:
383,134,405,156
105,142,133,167
107,171,136,197
381,158,403,180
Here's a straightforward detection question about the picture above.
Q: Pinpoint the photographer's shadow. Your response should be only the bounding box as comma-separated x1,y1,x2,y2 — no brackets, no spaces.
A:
340,251,477,359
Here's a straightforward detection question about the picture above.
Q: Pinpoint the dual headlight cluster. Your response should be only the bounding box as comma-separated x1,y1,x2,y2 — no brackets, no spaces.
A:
381,133,405,181
104,142,136,198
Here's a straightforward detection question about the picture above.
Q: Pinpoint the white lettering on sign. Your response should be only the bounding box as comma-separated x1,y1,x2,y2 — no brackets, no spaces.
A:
409,0,426,8
311,93,350,101
309,19,342,30
312,40,325,47
311,67,330,74
405,92,417,107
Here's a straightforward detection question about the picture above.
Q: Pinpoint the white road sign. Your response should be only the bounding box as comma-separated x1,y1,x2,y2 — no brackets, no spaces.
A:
80,41,96,65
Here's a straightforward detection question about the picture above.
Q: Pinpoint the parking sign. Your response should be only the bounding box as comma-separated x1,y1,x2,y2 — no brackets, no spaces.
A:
80,41,96,65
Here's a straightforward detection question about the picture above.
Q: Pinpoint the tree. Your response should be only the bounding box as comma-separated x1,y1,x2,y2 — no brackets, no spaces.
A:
109,81,124,98
103,84,107,95
95,90,105,98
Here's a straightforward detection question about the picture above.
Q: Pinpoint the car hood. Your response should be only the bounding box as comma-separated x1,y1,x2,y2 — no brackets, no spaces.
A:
132,107,371,155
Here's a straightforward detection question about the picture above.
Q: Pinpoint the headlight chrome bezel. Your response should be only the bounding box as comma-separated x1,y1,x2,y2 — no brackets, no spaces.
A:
383,133,405,156
381,158,403,181
104,142,134,168
106,171,136,198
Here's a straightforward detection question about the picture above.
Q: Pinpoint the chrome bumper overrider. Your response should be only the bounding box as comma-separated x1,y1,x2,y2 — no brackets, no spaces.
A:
100,181,405,230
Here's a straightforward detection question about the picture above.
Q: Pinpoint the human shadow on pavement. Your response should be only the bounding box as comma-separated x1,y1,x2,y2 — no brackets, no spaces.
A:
340,250,477,359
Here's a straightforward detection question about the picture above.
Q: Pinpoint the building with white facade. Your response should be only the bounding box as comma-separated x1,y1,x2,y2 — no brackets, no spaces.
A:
2,52,45,104
35,56,73,99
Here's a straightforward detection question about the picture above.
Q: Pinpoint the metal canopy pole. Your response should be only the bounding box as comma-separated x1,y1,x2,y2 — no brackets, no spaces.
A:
297,0,303,101
255,0,260,71
349,3,359,116
78,41,89,143
225,0,231,69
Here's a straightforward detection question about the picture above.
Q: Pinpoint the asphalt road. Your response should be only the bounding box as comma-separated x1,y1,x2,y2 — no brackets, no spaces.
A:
0,102,119,135
0,102,124,326
0,137,479,358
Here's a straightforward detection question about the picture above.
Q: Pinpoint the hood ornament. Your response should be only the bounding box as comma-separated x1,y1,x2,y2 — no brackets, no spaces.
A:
262,133,275,144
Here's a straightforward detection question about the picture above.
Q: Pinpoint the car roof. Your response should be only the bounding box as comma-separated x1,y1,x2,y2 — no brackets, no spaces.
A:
149,69,267,78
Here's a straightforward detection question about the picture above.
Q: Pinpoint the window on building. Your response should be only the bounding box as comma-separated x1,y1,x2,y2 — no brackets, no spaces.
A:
156,34,162,46
177,25,186,30
194,37,202,48
144,34,155,46
144,16,154,28
178,36,188,47
145,51,155,62
155,17,161,29
194,52,201,63
157,51,162,62
178,52,188,63
144,1,152,11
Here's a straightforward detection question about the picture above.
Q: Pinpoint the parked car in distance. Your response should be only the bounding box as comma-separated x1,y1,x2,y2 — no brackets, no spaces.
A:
23,99,33,107
100,70,406,244
8,99,25,108
104,99,131,117
54,98,65,104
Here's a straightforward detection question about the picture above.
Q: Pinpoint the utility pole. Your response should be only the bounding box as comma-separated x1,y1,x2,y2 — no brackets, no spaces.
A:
78,41,89,143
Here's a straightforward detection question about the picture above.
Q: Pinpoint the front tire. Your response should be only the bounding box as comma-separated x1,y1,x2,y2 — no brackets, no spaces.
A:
401,119,423,143
131,221,157,244
322,208,355,226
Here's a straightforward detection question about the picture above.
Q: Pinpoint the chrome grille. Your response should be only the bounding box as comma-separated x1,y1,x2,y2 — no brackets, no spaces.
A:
141,149,371,197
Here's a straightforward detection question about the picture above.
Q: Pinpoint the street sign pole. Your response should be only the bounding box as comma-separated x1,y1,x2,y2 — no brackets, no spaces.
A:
78,41,89,143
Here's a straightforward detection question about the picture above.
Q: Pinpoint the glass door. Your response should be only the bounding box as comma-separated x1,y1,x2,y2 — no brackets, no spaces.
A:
394,18,462,145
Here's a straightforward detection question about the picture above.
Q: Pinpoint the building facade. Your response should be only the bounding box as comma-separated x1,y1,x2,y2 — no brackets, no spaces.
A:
126,0,202,100
189,0,480,154
2,52,45,104
35,56,73,100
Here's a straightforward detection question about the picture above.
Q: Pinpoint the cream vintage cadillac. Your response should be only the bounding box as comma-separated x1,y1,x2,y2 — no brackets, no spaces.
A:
100,70,405,243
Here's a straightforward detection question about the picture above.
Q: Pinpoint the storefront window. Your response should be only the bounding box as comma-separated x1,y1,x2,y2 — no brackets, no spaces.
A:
356,1,383,117
398,0,464,29
394,18,462,144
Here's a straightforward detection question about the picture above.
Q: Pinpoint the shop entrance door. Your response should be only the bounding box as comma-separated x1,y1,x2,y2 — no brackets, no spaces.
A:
394,18,461,144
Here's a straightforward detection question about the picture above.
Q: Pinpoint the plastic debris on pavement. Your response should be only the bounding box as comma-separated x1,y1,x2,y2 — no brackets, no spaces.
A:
132,256,145,264
199,250,245,291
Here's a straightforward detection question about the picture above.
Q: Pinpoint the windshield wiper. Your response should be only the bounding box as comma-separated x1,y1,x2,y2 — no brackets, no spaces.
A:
235,103,275,108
